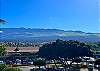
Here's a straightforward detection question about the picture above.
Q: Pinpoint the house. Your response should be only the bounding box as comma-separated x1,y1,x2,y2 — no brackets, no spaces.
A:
0,47,40,64
95,51,100,58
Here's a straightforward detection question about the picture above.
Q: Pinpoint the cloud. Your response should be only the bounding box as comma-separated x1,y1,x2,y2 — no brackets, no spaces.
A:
0,31,3,33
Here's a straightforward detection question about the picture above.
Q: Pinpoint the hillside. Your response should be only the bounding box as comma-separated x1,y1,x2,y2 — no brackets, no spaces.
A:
0,28,100,42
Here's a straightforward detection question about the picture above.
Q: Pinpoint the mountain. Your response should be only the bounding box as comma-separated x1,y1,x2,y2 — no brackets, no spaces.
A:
0,28,100,42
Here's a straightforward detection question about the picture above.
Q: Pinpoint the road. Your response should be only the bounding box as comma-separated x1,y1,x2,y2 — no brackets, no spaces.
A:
19,66,99,71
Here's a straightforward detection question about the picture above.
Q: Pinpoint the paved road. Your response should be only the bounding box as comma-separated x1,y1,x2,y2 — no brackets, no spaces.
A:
80,68,98,71
19,66,99,71
80,68,88,71
93,68,99,71
19,66,33,71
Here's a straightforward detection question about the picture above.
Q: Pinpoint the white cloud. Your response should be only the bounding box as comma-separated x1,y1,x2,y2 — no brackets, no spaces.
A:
0,31,3,33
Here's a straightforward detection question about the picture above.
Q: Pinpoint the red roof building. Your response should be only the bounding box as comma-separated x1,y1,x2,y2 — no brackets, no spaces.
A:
6,47,39,55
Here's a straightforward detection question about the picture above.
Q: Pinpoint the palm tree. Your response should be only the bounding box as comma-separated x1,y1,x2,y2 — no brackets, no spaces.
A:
0,19,6,62
0,19,6,24
0,19,6,44
0,19,6,33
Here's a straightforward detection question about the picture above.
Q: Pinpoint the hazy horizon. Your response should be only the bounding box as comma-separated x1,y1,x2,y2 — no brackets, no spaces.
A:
1,27,100,33
1,0,99,33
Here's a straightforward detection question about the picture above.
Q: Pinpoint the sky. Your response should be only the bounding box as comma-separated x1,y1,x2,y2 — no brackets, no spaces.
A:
0,0,99,33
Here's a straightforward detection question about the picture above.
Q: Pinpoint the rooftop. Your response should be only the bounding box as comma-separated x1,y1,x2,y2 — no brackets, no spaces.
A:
6,47,39,53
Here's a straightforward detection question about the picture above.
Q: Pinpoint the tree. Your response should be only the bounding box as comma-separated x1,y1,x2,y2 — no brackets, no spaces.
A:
94,58,100,69
39,39,93,59
39,39,94,69
71,58,83,69
0,19,6,24
0,19,6,55
95,58,100,65
0,64,7,71
0,45,6,56
33,59,46,69
0,19,6,33
0,45,6,64
0,64,22,71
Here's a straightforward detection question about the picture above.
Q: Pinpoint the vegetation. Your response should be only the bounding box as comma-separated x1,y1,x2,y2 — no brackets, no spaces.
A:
0,64,7,71
4,67,22,71
0,45,22,71
0,45,6,56
33,59,46,69
38,39,94,69
94,58,100,69
39,39,94,59
0,64,22,71
0,19,6,24
0,42,36,47
95,58,100,65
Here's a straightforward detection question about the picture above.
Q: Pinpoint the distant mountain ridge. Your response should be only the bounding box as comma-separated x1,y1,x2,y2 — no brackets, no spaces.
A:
0,28,100,42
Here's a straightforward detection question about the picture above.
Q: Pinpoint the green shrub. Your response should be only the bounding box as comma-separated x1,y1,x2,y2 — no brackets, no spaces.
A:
4,67,22,71
33,59,46,66
95,58,100,65
0,64,7,71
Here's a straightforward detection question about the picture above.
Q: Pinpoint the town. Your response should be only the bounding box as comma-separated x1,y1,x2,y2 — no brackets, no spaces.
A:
0,39,100,71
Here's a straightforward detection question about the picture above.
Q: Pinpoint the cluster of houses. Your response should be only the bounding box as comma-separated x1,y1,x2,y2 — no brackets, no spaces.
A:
0,46,39,65
0,45,100,66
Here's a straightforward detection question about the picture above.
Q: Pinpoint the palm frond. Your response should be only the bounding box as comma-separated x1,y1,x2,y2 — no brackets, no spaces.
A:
0,19,6,24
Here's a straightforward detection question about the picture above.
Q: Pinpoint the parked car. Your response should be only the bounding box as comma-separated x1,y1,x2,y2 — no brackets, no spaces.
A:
28,59,33,64
21,59,28,65
30,68,46,71
0,61,4,64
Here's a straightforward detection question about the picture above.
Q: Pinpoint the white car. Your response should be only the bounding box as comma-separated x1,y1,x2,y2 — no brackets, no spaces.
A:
0,61,4,64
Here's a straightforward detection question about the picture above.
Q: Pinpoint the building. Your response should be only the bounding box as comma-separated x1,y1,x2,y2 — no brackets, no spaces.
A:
6,47,39,55
4,47,39,61
95,51,100,58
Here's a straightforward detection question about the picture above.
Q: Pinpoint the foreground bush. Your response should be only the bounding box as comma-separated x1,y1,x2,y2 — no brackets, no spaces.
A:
33,59,46,69
0,64,22,71
0,64,7,71
95,58,100,65
4,67,22,71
